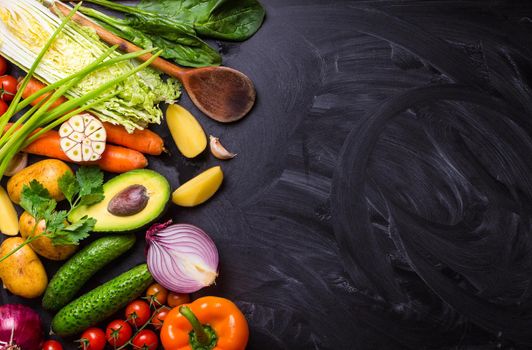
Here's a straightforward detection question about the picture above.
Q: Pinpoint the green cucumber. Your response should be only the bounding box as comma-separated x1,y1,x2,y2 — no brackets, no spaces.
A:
43,234,136,311
52,264,153,336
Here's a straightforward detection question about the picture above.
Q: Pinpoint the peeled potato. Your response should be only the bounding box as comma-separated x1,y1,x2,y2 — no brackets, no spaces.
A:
0,185,19,236
19,212,78,261
166,104,207,158
172,166,223,207
0,237,48,298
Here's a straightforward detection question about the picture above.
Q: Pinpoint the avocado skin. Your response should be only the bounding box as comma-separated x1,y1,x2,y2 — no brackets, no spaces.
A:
68,169,171,232
51,264,153,337
42,234,136,311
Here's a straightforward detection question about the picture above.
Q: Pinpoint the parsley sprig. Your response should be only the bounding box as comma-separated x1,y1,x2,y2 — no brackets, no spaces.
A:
0,167,105,263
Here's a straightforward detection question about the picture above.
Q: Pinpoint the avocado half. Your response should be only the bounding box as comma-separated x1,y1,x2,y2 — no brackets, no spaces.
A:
69,169,170,232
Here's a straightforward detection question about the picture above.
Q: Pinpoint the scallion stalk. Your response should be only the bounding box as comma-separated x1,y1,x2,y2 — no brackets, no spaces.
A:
0,50,163,179
0,2,83,134
0,45,118,147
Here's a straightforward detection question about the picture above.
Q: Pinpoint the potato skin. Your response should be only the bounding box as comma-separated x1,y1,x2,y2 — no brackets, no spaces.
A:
19,212,78,261
0,237,48,298
7,159,73,204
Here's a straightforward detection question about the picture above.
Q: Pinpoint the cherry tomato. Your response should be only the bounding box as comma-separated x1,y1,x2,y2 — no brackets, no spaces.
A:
79,328,106,350
146,283,168,306
167,292,190,308
125,300,151,327
132,329,159,350
0,100,7,116
0,75,17,102
42,340,63,350
106,320,133,347
151,307,171,330
0,57,7,76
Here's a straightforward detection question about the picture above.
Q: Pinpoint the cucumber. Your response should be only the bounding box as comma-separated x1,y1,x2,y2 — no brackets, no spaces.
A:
42,234,136,311
52,264,153,336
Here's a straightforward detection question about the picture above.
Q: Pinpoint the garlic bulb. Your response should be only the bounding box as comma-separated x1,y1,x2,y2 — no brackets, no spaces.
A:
59,114,106,162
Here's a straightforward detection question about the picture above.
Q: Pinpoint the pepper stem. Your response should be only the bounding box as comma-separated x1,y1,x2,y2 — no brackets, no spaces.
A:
179,306,211,346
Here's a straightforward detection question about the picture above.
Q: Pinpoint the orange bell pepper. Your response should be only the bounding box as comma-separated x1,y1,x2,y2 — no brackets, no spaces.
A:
161,296,249,350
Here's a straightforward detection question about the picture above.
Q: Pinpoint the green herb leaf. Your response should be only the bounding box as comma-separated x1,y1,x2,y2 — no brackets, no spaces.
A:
44,210,68,235
58,171,79,205
76,166,104,197
20,180,56,220
18,167,104,249
51,216,96,245
79,193,106,207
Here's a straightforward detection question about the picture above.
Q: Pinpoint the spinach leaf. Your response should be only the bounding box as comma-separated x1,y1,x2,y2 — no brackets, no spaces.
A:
80,5,221,67
138,0,266,41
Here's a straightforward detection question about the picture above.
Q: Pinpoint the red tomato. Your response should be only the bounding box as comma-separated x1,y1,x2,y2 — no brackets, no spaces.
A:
106,320,133,347
132,329,159,350
151,307,171,330
42,340,63,350
0,57,7,76
167,292,190,308
0,75,17,102
0,100,7,116
146,283,168,306
79,328,106,350
125,300,151,327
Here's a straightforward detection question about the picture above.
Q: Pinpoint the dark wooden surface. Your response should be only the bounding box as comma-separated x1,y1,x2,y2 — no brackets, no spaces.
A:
3,1,532,349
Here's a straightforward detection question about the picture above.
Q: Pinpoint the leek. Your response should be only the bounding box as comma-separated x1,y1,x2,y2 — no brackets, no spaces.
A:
0,0,181,131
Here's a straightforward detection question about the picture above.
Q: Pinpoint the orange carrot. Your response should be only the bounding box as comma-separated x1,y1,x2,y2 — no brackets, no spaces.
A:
19,80,164,155
18,78,68,110
97,144,149,173
22,129,148,173
103,122,164,155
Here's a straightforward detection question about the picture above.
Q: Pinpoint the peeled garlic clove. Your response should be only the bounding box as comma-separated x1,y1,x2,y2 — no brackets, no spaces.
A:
4,152,28,177
59,113,107,162
209,135,236,160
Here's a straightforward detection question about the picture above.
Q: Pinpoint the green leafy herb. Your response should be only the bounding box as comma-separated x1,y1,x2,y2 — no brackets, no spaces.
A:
58,172,79,205
52,217,96,246
0,167,105,264
19,167,105,246
76,166,104,197
20,180,57,220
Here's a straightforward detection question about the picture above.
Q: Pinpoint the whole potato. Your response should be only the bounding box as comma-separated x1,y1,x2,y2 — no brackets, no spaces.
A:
19,212,78,261
0,237,48,298
7,159,73,204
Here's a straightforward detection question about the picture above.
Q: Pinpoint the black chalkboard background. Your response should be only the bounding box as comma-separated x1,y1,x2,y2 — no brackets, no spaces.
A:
3,1,532,349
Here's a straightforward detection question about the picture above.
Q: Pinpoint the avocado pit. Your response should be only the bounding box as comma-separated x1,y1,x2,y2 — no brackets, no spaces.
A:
107,184,149,217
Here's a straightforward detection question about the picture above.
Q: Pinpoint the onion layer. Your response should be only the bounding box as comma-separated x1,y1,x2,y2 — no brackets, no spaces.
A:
146,221,219,293
0,304,43,350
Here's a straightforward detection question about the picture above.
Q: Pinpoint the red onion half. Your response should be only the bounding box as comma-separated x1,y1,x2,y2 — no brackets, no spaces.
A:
146,221,219,293
0,304,43,350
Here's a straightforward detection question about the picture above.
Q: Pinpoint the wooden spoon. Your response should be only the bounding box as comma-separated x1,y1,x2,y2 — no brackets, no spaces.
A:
47,1,256,123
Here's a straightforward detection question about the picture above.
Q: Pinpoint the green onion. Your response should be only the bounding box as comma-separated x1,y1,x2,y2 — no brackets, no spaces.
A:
0,1,164,179
0,0,180,132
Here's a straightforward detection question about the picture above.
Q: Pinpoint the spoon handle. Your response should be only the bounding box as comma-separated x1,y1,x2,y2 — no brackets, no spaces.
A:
48,1,188,79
